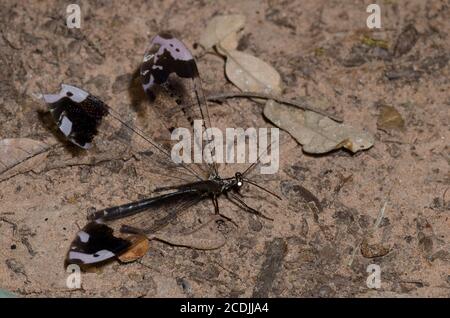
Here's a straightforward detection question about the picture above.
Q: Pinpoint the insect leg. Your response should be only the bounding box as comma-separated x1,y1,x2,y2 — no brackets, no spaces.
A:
226,192,274,221
212,195,238,227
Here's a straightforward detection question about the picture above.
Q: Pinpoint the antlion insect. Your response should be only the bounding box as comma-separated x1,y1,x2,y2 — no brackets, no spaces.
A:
41,33,280,267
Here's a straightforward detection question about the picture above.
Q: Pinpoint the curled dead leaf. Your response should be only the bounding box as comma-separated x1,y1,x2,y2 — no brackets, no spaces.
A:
264,100,374,153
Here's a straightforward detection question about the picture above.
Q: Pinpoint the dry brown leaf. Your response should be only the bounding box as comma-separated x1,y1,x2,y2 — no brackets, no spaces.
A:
216,32,240,56
225,50,282,99
377,105,405,131
0,138,54,180
118,235,150,263
199,14,246,50
264,100,374,153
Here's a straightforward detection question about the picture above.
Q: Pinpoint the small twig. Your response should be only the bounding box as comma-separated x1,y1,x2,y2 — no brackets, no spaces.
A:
211,260,244,283
21,237,36,257
0,217,18,235
82,35,105,58
373,200,388,230
380,139,408,145
0,142,58,170
15,287,85,296
443,187,449,208
399,280,427,287
207,92,343,122
348,188,392,267
1,31,21,50
347,240,362,267
333,173,353,197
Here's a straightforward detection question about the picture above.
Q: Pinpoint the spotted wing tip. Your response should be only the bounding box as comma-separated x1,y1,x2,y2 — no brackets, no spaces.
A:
66,222,132,266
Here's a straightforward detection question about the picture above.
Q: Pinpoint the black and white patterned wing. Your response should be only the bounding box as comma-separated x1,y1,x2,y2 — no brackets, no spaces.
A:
43,84,108,149
42,84,203,184
66,221,132,265
66,190,208,266
141,33,199,92
140,33,218,177
42,85,213,266
43,34,223,266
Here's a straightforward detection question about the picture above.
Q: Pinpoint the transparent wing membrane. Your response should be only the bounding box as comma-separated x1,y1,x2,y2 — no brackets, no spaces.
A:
42,33,278,267
140,33,218,177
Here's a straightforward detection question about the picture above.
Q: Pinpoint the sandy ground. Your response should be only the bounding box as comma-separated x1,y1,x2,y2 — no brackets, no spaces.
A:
0,0,449,297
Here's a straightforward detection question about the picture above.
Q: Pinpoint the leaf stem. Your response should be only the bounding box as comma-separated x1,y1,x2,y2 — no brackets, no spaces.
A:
207,92,343,122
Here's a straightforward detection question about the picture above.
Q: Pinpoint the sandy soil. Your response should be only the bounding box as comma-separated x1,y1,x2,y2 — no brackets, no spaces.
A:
0,0,449,297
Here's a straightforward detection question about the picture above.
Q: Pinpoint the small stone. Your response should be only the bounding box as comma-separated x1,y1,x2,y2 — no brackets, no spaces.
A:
393,24,419,57
176,277,192,294
318,285,334,297
5,259,26,276
360,239,390,258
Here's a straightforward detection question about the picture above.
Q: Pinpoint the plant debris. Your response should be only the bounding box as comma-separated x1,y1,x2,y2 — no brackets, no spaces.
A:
264,100,374,154
361,34,389,50
225,50,282,97
199,14,246,50
360,238,390,258
377,105,405,131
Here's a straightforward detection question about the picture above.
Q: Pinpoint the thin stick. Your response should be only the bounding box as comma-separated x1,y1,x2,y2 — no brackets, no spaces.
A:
207,92,343,123
348,193,391,267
